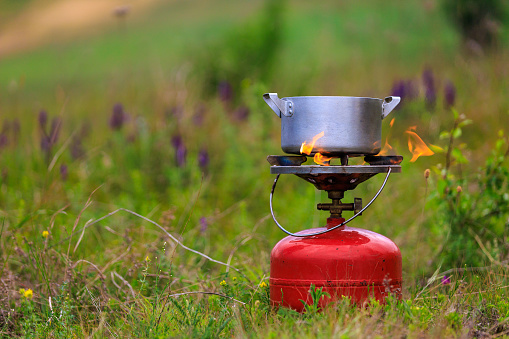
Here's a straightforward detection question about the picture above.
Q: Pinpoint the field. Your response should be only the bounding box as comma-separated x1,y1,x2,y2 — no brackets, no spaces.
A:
1,0,509,337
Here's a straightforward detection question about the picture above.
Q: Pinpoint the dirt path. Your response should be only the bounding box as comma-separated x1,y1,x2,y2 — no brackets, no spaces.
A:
0,0,160,58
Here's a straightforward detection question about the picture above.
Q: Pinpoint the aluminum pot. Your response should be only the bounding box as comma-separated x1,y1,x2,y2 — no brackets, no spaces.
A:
263,93,400,156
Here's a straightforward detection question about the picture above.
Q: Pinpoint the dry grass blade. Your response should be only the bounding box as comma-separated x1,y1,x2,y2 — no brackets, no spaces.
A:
61,208,240,273
112,271,136,299
66,185,102,261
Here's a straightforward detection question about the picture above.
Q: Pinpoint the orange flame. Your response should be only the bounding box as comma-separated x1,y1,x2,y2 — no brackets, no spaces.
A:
378,138,394,156
390,118,395,128
300,131,325,155
405,128,434,162
314,153,332,166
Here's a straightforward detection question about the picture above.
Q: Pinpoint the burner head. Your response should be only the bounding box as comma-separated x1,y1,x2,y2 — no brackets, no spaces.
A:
267,155,307,166
364,155,403,166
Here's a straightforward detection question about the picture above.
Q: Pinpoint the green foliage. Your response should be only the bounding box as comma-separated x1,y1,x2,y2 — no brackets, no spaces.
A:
299,284,331,315
427,111,509,269
442,0,508,49
193,0,285,99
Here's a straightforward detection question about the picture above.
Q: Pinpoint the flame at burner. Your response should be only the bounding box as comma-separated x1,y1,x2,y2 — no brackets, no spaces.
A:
314,153,333,166
405,128,434,162
300,131,325,155
378,138,394,156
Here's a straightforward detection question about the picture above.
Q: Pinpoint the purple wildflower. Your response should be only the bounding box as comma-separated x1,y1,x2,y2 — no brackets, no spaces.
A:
233,105,250,121
38,110,48,131
171,135,183,149
198,148,209,170
40,135,52,152
441,275,451,285
422,67,436,110
175,144,187,167
391,80,406,99
109,103,125,130
49,117,61,144
70,136,85,160
444,80,456,109
405,80,419,100
391,81,406,109
425,87,437,110
193,104,206,126
12,118,20,145
0,133,7,149
60,164,68,181
171,106,184,120
200,217,208,234
422,67,435,90
218,81,233,102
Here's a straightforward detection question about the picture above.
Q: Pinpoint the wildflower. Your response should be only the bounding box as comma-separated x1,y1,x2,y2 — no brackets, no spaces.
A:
425,86,436,110
193,104,206,126
441,275,451,285
42,230,49,238
49,117,61,144
218,81,233,102
444,80,456,109
424,169,430,179
20,288,33,299
0,132,7,149
109,103,125,130
456,186,462,193
259,281,268,288
60,164,68,181
198,149,209,170
171,105,184,119
220,280,227,287
40,135,52,152
38,110,48,130
422,67,436,110
12,118,20,145
199,217,208,234
176,144,187,167
233,106,249,121
232,277,237,282
145,256,150,262
70,136,84,160
391,80,406,108
171,135,182,149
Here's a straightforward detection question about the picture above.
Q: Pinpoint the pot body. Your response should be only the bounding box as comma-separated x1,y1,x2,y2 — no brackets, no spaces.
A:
270,219,402,312
263,94,400,156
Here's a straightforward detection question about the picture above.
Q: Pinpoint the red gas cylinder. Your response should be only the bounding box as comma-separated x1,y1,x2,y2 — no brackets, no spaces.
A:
270,217,402,311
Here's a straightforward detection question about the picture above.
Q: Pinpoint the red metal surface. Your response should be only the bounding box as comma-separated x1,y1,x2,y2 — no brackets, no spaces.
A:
270,217,402,312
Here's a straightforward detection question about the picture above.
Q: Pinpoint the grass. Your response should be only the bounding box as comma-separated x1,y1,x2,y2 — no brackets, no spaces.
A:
1,0,509,337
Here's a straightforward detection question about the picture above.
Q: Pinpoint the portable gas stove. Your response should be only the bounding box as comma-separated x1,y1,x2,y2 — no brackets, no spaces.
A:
264,93,403,311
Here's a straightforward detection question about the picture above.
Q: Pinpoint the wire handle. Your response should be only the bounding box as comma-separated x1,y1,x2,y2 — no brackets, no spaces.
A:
269,167,392,237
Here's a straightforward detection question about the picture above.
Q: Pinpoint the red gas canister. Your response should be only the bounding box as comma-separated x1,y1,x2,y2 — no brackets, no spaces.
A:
270,218,402,311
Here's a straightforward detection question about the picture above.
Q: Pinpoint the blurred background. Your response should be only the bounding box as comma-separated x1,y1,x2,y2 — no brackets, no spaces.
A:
1,0,509,323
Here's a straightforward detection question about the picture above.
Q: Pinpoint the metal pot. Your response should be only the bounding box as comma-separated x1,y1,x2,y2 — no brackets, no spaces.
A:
263,93,400,156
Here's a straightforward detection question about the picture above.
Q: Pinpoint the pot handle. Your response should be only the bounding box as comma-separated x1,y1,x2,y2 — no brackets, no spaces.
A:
381,96,401,119
263,93,293,118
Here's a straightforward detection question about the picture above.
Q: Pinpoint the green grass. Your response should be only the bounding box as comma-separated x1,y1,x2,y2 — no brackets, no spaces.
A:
1,0,509,337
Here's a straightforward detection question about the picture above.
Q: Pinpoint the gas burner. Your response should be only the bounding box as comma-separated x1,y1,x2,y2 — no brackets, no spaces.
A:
267,155,402,191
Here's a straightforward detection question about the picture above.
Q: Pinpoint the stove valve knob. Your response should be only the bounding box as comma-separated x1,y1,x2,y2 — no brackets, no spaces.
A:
354,198,362,215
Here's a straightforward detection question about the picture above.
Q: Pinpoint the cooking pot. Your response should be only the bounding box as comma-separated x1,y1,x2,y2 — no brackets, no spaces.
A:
263,93,400,156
